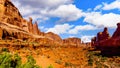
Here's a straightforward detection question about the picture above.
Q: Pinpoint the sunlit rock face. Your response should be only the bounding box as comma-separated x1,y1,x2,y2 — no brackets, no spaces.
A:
0,0,23,27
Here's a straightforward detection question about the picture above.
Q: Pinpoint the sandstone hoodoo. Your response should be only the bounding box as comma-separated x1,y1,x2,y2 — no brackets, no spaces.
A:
92,23,120,55
33,22,40,35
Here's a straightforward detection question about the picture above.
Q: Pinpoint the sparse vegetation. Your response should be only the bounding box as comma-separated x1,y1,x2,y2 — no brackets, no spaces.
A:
47,64,54,68
55,59,62,64
0,51,40,68
86,50,120,68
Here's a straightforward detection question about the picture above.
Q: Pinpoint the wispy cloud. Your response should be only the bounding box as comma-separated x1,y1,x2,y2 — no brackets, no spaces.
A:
68,25,98,34
102,0,120,10
11,0,82,23
46,24,74,34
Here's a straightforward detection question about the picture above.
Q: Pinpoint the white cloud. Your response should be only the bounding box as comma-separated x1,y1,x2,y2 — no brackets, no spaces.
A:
48,4,83,22
94,5,102,11
12,0,73,9
46,24,74,34
81,35,95,43
102,0,120,10
11,0,82,23
69,25,98,34
84,12,120,28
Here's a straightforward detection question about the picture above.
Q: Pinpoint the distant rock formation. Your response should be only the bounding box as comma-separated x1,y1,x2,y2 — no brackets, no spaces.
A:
96,27,110,42
45,32,62,43
112,23,120,38
92,23,120,55
63,37,81,47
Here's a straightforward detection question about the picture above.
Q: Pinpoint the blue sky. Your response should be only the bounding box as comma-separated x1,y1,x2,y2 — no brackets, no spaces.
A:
11,0,120,42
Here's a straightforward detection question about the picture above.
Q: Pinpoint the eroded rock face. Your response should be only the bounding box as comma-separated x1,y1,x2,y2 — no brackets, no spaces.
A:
0,0,23,27
2,29,30,40
92,23,120,55
63,37,81,47
28,17,34,33
33,22,40,35
97,27,110,42
112,23,120,38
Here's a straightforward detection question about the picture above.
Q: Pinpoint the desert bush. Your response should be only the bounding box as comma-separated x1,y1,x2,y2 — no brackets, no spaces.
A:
0,52,40,68
55,59,62,64
65,62,73,67
47,64,54,68
22,55,40,68
1,48,9,52
88,56,93,66
0,52,12,68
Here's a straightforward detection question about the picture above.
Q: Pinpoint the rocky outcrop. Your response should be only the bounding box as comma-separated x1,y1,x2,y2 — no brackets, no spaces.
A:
92,23,120,55
33,22,40,35
96,27,110,42
63,37,81,47
112,23,120,38
28,17,34,33
0,0,23,27
45,32,62,43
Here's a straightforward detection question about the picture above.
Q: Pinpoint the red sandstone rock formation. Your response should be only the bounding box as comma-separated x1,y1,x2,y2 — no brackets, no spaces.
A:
45,32,62,43
112,23,120,38
28,17,34,33
33,22,40,35
63,37,81,47
96,27,110,42
0,0,23,27
92,23,120,55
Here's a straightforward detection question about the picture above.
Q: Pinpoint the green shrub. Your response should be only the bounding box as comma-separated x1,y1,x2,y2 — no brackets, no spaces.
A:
0,52,12,68
48,64,54,68
0,52,40,68
22,55,40,68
